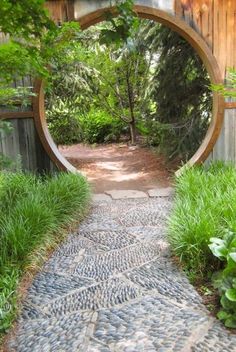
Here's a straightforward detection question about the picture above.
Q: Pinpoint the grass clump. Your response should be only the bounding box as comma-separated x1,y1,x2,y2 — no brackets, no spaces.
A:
0,171,90,336
168,162,236,278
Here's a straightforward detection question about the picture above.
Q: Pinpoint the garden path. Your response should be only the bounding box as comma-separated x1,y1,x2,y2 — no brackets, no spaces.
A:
8,191,236,351
59,143,174,193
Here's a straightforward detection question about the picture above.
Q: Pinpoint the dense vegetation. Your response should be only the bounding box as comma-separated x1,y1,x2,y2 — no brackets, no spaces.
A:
0,0,212,161
0,172,90,336
46,18,212,161
168,162,236,327
144,23,212,159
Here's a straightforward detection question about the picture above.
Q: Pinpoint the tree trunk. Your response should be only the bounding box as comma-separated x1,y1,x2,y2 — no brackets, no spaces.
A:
126,66,137,145
129,121,137,145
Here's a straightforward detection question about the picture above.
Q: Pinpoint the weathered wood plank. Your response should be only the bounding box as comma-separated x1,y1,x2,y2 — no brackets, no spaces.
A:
0,111,34,118
174,1,236,78
212,109,236,162
45,0,75,23
0,118,57,172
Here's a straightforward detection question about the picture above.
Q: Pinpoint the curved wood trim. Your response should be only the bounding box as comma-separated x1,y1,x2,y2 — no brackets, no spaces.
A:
34,5,225,172
33,80,77,172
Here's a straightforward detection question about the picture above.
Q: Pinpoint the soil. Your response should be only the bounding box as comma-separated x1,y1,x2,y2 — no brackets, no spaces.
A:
59,143,178,193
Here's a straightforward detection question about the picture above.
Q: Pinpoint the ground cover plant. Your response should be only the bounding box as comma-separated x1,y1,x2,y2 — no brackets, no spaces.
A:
168,162,236,327
0,171,90,339
209,232,236,328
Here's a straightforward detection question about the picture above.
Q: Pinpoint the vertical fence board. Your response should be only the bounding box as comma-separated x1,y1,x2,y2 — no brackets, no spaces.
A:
45,0,75,23
0,118,57,172
175,0,236,77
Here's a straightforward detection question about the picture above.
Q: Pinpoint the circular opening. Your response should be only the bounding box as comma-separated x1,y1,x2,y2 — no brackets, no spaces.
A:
33,5,225,174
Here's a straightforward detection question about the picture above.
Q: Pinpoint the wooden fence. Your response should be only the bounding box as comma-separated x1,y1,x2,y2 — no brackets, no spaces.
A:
0,0,235,171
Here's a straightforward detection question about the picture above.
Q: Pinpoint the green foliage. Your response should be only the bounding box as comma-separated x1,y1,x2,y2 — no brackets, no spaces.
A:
79,109,126,144
0,171,90,334
46,19,150,145
145,115,209,159
46,98,82,145
0,8,85,132
100,0,139,45
0,41,41,82
212,68,236,98
168,162,236,276
0,267,19,335
0,0,54,85
0,86,35,107
84,21,151,144
144,24,211,160
45,41,98,144
0,0,54,39
0,6,82,96
209,232,236,328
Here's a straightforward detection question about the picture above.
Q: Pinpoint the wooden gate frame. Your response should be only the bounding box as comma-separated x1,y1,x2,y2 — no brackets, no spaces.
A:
33,5,225,172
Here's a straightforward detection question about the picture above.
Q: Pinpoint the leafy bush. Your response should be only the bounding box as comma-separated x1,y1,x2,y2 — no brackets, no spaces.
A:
168,162,236,276
79,109,126,144
0,171,90,335
209,232,236,328
46,98,83,145
47,105,126,145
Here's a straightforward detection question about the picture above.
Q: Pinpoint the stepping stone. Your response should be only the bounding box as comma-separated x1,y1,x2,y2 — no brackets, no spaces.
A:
105,190,148,199
148,187,174,198
93,194,112,202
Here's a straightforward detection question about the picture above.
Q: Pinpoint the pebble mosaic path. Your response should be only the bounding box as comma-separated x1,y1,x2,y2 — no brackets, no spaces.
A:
8,191,236,352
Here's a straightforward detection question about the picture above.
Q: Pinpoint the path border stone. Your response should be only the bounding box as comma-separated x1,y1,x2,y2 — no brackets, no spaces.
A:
148,187,174,198
105,190,148,199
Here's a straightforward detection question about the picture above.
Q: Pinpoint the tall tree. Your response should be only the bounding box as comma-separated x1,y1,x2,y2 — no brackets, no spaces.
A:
85,27,151,145
144,22,212,159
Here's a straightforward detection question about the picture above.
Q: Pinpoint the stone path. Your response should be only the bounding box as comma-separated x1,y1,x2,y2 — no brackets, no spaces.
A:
8,192,236,352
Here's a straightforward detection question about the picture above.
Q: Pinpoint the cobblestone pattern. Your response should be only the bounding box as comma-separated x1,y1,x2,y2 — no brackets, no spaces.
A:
8,197,236,352
93,297,209,351
191,321,236,352
81,230,137,250
125,259,205,309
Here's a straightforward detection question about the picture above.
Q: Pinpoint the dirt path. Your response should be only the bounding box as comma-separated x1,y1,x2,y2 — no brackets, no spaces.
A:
59,143,175,193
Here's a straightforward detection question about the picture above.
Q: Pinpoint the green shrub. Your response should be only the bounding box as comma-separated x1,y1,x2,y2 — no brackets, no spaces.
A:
209,232,236,328
168,162,236,276
0,171,90,335
47,104,126,145
46,99,83,145
79,109,126,144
